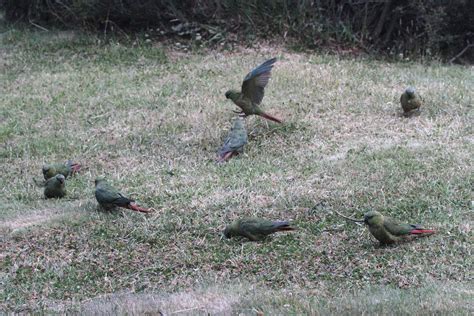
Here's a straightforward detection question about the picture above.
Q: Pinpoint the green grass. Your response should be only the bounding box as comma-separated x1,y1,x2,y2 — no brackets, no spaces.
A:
1,28,473,314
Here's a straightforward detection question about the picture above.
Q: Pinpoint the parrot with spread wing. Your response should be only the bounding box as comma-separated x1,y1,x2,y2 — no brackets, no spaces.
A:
400,87,422,117
218,117,248,162
225,58,282,123
43,160,81,180
223,217,296,241
94,178,151,213
364,211,435,244
44,174,66,199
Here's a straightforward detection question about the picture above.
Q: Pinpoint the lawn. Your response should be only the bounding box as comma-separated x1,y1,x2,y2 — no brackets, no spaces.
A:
1,28,473,314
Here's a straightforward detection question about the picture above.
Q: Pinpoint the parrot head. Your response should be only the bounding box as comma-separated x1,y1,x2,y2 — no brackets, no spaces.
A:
56,174,65,184
364,211,383,226
405,87,416,97
225,90,240,101
223,225,234,239
94,177,106,187
42,165,57,179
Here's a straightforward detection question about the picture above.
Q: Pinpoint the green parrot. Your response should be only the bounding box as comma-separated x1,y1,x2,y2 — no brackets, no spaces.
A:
43,160,81,180
223,217,296,241
225,58,282,123
400,87,422,117
364,211,435,244
94,178,151,213
218,117,248,162
44,174,66,199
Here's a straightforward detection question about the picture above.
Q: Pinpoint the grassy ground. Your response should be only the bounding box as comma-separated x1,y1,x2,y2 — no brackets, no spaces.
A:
1,28,473,314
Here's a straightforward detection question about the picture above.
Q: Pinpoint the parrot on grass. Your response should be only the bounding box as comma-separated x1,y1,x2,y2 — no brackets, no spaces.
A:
218,117,248,162
43,160,81,180
44,174,66,199
225,58,282,123
400,87,422,117
364,211,435,244
94,178,152,213
223,217,296,241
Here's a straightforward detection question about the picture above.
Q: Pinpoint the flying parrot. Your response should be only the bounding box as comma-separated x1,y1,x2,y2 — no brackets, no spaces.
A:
94,178,152,213
400,87,422,117
223,217,296,241
225,57,282,123
364,211,435,244
43,160,81,180
44,174,66,199
218,117,248,162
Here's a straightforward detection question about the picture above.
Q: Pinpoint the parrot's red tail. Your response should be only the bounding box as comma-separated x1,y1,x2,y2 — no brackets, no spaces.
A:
274,221,296,231
71,163,81,174
126,203,152,213
277,226,296,231
411,229,435,235
260,112,282,124
217,151,236,163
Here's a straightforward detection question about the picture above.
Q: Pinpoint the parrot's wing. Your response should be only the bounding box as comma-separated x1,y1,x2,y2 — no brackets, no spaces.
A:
112,192,134,207
218,136,242,155
383,217,415,236
219,121,248,155
240,219,274,235
96,184,124,203
241,58,277,105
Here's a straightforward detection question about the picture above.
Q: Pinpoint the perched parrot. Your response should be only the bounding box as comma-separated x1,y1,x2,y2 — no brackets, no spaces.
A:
44,174,66,199
94,178,151,213
364,211,435,244
43,160,81,180
218,117,248,162
223,217,296,241
400,87,422,117
225,58,282,123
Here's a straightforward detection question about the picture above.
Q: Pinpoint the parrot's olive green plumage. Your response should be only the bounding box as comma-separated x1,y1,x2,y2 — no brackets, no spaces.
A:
400,87,422,117
223,217,296,241
225,58,282,123
94,178,151,213
43,160,81,180
364,211,435,244
218,117,248,162
44,174,66,199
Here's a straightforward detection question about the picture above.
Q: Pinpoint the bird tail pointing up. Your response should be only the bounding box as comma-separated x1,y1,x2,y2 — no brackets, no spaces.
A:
67,160,82,174
71,163,81,173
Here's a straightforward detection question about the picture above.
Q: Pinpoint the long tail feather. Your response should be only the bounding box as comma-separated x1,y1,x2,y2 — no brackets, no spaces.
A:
126,203,152,213
274,221,296,231
276,226,297,231
259,112,282,123
218,151,236,163
70,162,81,174
411,229,435,235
